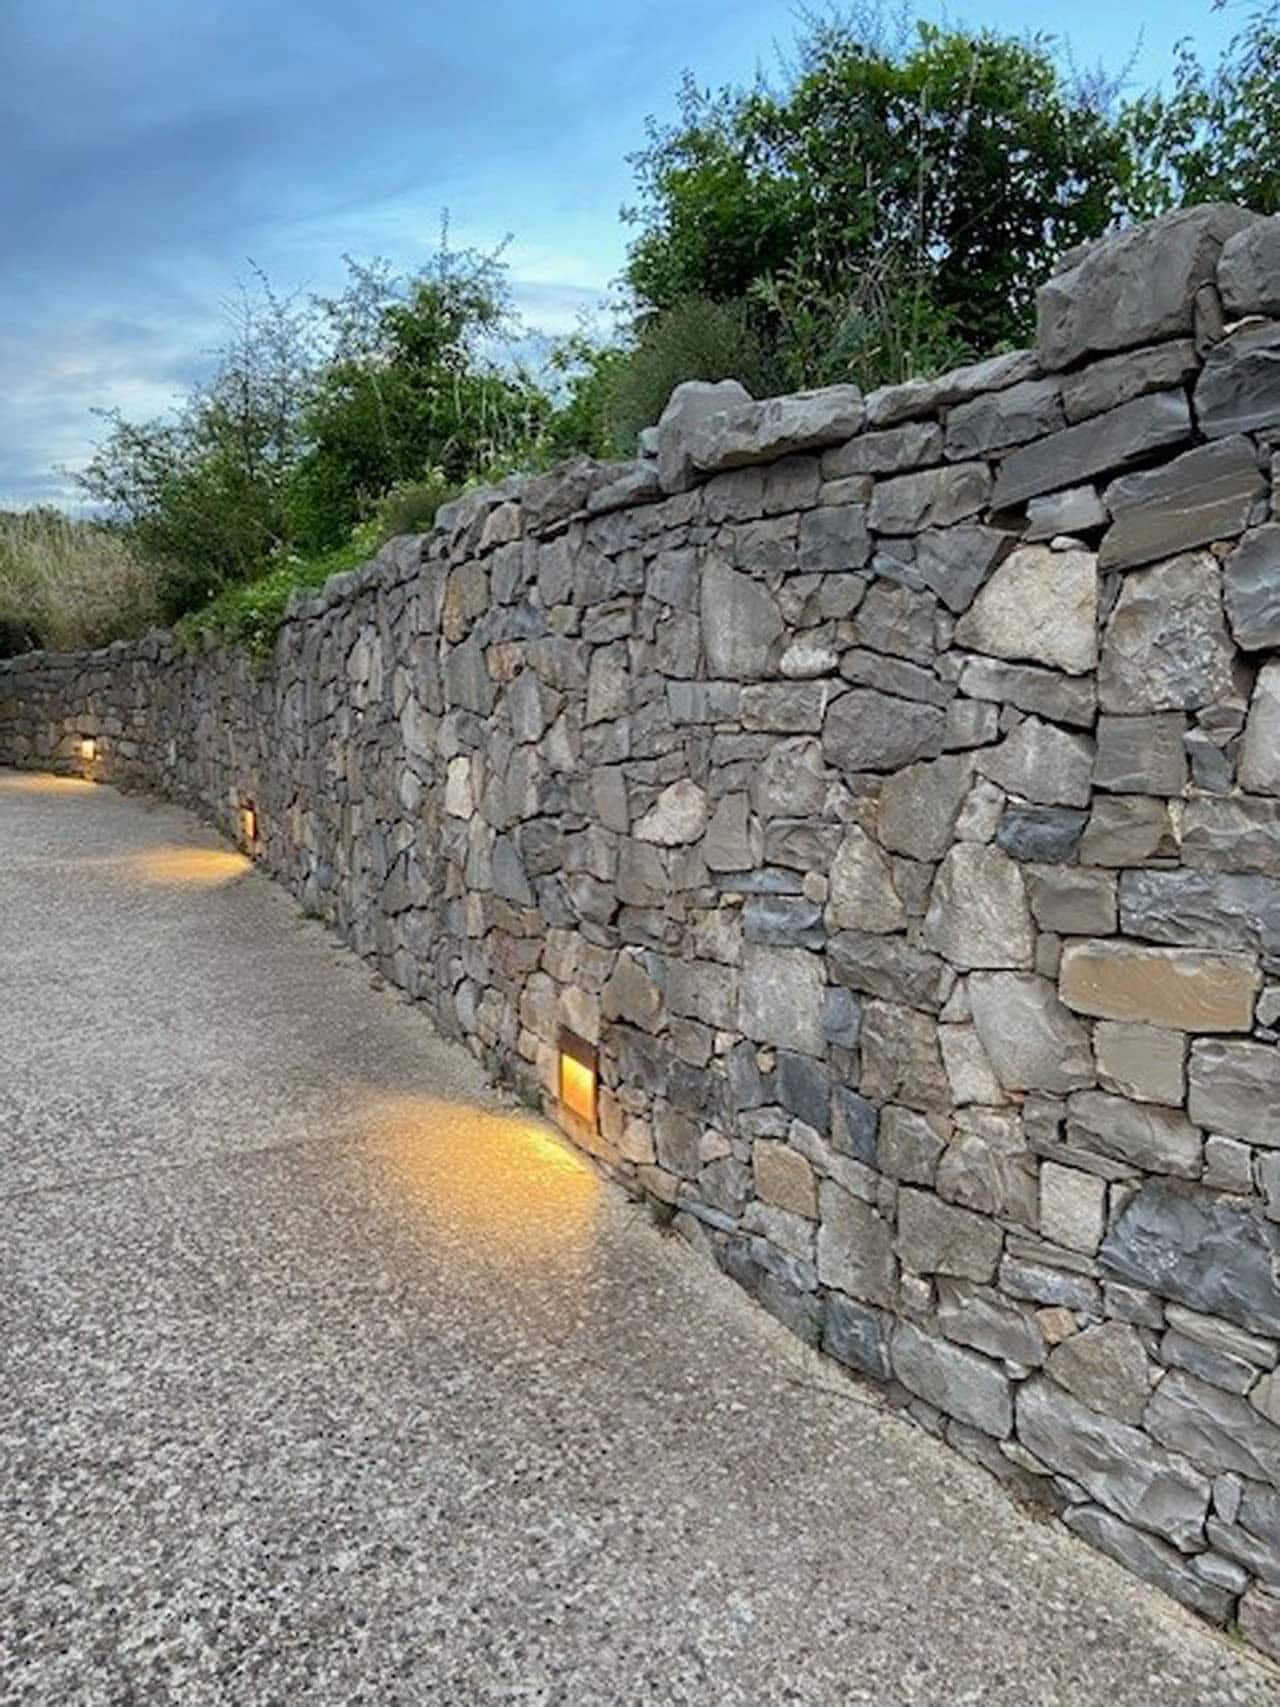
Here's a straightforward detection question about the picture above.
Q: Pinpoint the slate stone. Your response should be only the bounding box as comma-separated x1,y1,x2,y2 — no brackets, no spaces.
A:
1046,1321,1151,1424
1094,713,1188,796
991,392,1193,510
1064,1506,1234,1624
914,524,1015,614
860,1001,950,1111
741,683,829,734
797,503,872,573
1036,203,1256,370
700,557,782,677
822,420,942,477
826,827,906,933
975,717,1094,807
1017,1377,1210,1548
1065,1089,1202,1179
635,779,708,845
967,971,1095,1094
877,1106,947,1184
1182,796,1280,877
1119,868,1280,957
1188,1039,1280,1146
1039,1161,1108,1255
743,895,826,950
832,1084,880,1165
1196,320,1280,439
1078,797,1178,867
827,931,949,1011
995,806,1087,864
702,792,759,873
1224,525,1280,651
823,1294,891,1381
936,1279,1045,1367
1026,867,1117,935
1099,437,1265,571
895,1189,1002,1283
891,1321,1013,1437
1099,551,1242,714
868,463,992,533
877,753,973,862
956,656,1096,727
775,1051,832,1134
953,544,1096,674
943,377,1064,459
1101,1181,1280,1337
1061,339,1200,425
1094,1019,1187,1106
1024,485,1107,541
1147,1370,1280,1487
822,688,945,773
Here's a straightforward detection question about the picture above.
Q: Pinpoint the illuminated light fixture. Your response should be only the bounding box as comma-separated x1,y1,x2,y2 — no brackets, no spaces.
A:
79,736,96,761
240,801,258,845
558,1026,598,1132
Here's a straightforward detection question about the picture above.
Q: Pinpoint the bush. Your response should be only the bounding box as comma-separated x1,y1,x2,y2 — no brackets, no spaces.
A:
175,533,376,659
0,509,161,655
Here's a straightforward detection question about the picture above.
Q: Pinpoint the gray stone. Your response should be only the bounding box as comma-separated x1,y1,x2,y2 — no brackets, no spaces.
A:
914,525,1015,614
823,689,945,773
1218,214,1280,316
1189,1040,1280,1147
823,1294,891,1380
940,1024,1007,1107
1224,525,1280,652
738,945,826,1056
956,656,1096,727
868,464,992,534
991,392,1193,510
877,753,973,861
743,895,826,950
891,1321,1012,1438
1119,868,1280,957
1183,796,1280,877
741,683,829,734
896,1188,1002,1283
1061,339,1201,425
635,779,708,846
1094,714,1187,796
826,827,905,933
850,580,937,662
839,649,948,706
1045,1322,1150,1424
797,503,872,573
1147,1370,1280,1487
828,932,948,1011
657,378,752,492
1039,1161,1108,1255
860,1002,950,1111
1094,1021,1186,1106
701,557,782,677
822,420,941,477
602,951,665,1031
1196,320,1280,439
689,385,865,473
1064,1507,1234,1624
817,1181,896,1306
944,378,1064,459
968,972,1094,1094
1001,1254,1099,1311
1025,868,1117,936
921,844,1035,970
1024,485,1107,541
975,717,1094,808
1017,1377,1210,1549
995,807,1087,864
1065,1089,1201,1180
1162,1331,1260,1397
937,1279,1045,1367
1078,797,1178,867
702,793,759,873
490,835,533,905
953,544,1096,675
1099,437,1265,570
877,1106,946,1184
1036,204,1256,370
1241,661,1280,794
1203,1134,1256,1196
867,351,1039,428
1101,1181,1280,1336
1098,551,1242,714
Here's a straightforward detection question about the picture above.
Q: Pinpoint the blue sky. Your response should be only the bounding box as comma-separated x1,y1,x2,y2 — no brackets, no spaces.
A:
1,0,1236,506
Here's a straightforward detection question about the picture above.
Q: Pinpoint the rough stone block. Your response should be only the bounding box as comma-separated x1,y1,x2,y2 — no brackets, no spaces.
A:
1094,1021,1186,1106
738,945,826,1056
1183,796,1280,877
943,377,1064,459
1065,1088,1202,1179
689,385,866,472
823,688,945,773
1224,525,1280,652
991,392,1192,510
967,971,1095,1094
1024,485,1108,540
754,1138,818,1218
891,1320,1013,1437
1064,1506,1234,1624
826,826,906,933
1026,867,1117,936
822,1294,892,1380
1045,1321,1151,1424
1039,1161,1107,1255
822,420,941,477
953,544,1096,674
1078,797,1178,867
700,557,782,677
817,1180,896,1306
860,1001,951,1110
1099,550,1242,714
896,1187,1003,1282
1218,214,1280,316
921,844,1035,971
1189,1039,1280,1146
975,717,1094,807
937,1279,1045,1366
1120,868,1280,958
1241,661,1280,795
1060,338,1200,425
1196,320,1280,439
1059,939,1260,1033
868,463,992,534
1098,436,1265,570
657,378,752,492
1146,1369,1280,1487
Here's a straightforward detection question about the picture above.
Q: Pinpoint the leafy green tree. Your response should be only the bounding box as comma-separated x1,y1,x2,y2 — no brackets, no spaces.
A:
1119,2,1280,217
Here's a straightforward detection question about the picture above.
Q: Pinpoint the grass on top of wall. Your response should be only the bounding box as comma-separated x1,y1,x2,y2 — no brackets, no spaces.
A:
0,508,162,655
175,535,376,660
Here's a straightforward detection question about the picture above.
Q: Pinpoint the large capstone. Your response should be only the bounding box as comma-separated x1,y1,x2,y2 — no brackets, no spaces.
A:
1098,437,1265,572
1196,321,1280,439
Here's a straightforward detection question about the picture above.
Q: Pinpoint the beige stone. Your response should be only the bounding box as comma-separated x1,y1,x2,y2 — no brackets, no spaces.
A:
1040,1161,1107,1255
1094,1021,1186,1105
1037,1306,1078,1346
753,1139,818,1219
1059,939,1260,1033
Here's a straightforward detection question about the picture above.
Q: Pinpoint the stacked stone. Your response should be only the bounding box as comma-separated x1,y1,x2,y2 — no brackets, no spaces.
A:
6,202,1280,1658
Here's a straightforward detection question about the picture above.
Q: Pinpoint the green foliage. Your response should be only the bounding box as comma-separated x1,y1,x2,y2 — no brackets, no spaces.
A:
623,11,1129,376
0,508,161,655
175,533,375,659
1119,4,1280,218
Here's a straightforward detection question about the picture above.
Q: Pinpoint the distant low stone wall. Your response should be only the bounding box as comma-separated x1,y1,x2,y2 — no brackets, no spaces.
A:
7,202,1280,1656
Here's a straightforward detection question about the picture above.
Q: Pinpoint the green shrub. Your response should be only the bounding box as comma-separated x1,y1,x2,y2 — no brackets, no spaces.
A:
175,534,375,659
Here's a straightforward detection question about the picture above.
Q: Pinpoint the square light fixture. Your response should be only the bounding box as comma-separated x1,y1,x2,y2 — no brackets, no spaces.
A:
558,1026,598,1131
79,736,96,761
240,801,258,845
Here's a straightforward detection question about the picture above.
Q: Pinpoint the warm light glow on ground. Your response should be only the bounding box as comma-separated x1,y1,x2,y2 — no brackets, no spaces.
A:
127,844,253,887
360,1094,600,1269
0,772,97,796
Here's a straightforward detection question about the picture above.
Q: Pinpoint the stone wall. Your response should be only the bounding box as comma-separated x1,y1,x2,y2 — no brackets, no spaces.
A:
7,202,1280,1655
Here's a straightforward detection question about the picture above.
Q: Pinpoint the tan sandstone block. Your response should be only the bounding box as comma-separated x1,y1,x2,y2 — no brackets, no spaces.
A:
753,1139,818,1219
1059,940,1260,1033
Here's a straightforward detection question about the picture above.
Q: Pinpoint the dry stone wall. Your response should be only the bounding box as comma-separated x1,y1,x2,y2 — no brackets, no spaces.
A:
8,202,1280,1654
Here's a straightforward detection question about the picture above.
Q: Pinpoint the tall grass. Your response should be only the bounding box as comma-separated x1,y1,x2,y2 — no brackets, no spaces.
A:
0,508,161,655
